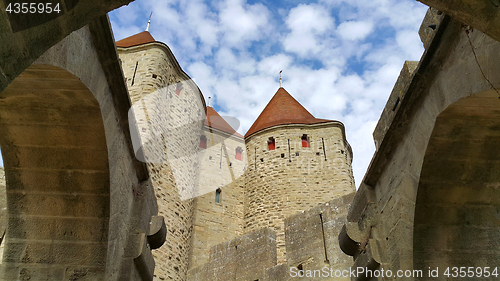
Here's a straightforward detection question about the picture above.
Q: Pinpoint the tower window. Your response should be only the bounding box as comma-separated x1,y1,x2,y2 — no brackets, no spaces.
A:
302,134,309,148
268,137,275,151
152,74,158,79
235,147,243,160
215,188,221,203
199,135,207,149
175,82,183,96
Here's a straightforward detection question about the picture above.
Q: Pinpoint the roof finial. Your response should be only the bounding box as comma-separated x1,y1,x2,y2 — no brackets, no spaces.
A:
208,96,211,107
279,70,283,88
146,12,152,31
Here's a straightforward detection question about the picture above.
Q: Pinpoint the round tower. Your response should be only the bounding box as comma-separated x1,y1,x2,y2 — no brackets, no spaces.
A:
117,31,206,280
244,87,355,263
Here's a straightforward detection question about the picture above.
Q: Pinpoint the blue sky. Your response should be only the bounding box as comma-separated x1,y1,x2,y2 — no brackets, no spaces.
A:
0,0,429,186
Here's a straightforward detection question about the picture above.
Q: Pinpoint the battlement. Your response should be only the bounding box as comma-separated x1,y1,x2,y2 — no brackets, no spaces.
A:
187,192,355,281
373,60,418,149
373,8,446,150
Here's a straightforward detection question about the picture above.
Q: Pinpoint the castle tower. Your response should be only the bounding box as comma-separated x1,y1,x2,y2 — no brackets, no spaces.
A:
188,105,246,269
116,31,206,280
244,87,355,263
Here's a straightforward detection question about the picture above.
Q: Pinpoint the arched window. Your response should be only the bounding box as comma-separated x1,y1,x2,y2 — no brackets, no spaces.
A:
215,188,221,203
268,137,275,151
199,135,207,149
235,147,243,160
302,134,309,148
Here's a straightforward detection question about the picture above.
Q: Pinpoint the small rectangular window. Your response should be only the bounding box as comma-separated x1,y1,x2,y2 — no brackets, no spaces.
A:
392,97,400,111
235,147,243,160
175,82,183,96
302,134,309,148
268,137,275,151
215,188,221,203
200,136,207,149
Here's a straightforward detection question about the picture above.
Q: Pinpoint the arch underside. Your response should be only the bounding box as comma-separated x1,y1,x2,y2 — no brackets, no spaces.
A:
0,64,110,280
414,90,500,271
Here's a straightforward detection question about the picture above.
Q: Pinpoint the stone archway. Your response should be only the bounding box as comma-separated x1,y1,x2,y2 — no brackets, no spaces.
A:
0,0,135,93
414,90,500,274
0,64,110,280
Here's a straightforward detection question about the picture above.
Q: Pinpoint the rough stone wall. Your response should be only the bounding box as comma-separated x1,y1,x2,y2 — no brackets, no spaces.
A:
119,46,176,105
0,0,134,95
0,23,159,280
0,167,5,231
189,128,246,269
187,193,354,281
0,167,5,263
244,123,355,263
118,43,205,281
413,90,500,272
343,11,500,280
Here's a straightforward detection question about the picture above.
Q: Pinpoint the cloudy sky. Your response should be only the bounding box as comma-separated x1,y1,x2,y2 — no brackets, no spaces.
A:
1,0,429,187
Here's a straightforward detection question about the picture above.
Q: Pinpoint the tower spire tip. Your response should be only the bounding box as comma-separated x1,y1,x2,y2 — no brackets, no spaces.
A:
146,12,152,31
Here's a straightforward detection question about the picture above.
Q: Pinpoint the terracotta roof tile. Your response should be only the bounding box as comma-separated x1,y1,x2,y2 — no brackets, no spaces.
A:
116,31,155,48
205,106,243,138
245,87,331,137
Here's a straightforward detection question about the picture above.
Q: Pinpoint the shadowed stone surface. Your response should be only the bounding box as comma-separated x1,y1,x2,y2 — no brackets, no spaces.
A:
343,8,500,280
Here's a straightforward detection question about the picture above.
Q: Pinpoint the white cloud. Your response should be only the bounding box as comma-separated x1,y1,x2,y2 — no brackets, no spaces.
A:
337,21,373,41
282,4,335,57
286,4,334,34
218,0,272,48
257,54,293,76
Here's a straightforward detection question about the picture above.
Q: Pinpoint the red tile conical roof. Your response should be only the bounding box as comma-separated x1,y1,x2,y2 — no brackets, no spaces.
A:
245,87,331,138
205,106,243,138
116,31,156,48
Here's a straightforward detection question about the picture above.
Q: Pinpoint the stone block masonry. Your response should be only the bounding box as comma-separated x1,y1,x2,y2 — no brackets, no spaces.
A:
118,42,206,281
343,9,500,280
187,193,355,281
189,127,246,269
0,167,5,263
244,123,355,263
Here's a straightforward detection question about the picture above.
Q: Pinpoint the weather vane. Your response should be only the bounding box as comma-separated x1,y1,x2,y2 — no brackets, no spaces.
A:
279,70,283,88
146,12,153,31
